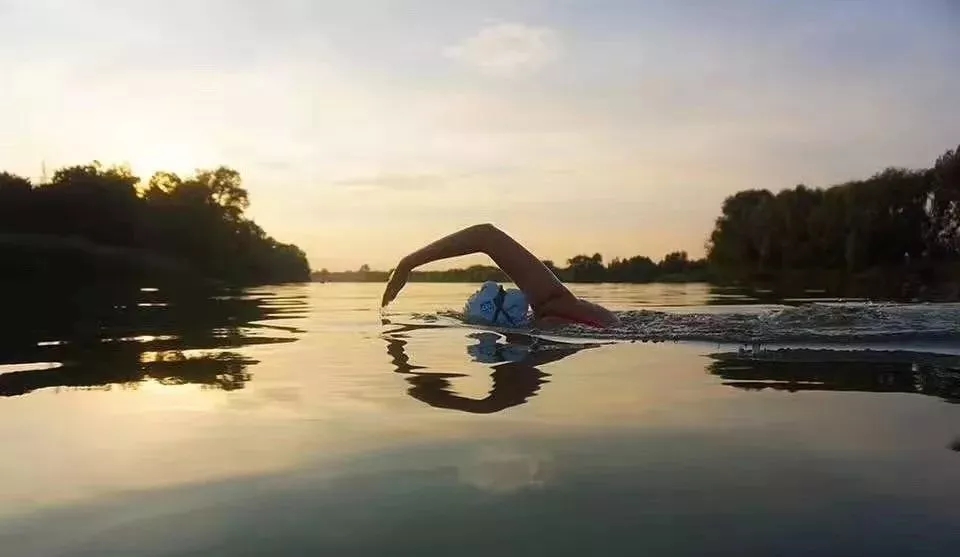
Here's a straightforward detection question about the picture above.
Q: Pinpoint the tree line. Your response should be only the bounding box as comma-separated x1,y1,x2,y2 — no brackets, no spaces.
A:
313,251,708,283
318,141,960,291
6,140,958,290
706,143,960,288
0,163,309,285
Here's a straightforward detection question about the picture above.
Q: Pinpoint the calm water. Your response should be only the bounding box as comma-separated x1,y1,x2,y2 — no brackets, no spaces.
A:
1,282,958,556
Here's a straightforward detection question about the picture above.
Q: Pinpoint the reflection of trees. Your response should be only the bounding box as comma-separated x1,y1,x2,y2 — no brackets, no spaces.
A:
143,351,253,390
383,324,593,414
0,351,258,396
0,287,306,397
707,350,960,403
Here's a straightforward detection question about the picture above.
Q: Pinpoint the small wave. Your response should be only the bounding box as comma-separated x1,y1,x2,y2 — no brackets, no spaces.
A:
413,303,960,345
554,303,960,344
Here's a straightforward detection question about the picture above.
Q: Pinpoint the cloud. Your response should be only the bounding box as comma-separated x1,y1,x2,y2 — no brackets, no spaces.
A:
445,22,560,77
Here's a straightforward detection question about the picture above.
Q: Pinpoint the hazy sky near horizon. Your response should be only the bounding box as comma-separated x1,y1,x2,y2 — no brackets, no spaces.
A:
2,0,959,270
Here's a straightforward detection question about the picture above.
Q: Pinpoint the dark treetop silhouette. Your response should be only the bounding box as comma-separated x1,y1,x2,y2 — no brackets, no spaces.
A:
706,142,960,296
0,163,310,286
6,141,960,294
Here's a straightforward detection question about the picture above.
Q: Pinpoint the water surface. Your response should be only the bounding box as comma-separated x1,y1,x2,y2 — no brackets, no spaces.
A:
1,283,958,556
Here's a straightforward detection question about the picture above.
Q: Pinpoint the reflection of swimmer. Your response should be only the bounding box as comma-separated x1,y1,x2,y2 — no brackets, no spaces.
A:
385,330,594,414
380,224,618,329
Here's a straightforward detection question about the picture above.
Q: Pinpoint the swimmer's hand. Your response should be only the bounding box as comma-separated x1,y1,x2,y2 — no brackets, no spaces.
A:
381,261,410,307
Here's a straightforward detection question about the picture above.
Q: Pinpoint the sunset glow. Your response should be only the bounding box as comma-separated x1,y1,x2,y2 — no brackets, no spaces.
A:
2,0,958,270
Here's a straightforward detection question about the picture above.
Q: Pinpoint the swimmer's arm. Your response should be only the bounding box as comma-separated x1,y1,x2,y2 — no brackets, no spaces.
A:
384,224,619,327
384,223,568,307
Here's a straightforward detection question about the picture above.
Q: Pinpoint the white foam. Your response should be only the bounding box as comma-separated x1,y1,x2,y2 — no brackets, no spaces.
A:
547,302,960,344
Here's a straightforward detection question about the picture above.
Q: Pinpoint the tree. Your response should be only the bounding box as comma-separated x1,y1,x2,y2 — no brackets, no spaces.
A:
658,251,690,274
706,142,958,279
566,253,606,282
0,172,34,233
929,145,960,258
0,162,309,286
193,167,249,221
37,162,142,245
607,255,657,282
707,189,775,272
0,171,31,194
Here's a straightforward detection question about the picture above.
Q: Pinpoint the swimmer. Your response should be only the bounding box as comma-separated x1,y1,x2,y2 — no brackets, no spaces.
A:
380,223,619,328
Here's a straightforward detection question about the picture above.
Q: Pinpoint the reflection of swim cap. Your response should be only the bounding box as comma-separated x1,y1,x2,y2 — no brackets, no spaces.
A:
467,332,531,363
464,282,530,327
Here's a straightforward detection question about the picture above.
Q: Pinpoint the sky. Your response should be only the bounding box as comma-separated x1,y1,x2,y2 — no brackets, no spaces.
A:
2,0,959,271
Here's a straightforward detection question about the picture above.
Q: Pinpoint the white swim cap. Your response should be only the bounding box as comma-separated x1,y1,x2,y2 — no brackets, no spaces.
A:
464,282,530,327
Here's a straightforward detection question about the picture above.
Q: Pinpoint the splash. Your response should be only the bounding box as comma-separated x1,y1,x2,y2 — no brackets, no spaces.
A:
567,303,960,343
425,303,960,345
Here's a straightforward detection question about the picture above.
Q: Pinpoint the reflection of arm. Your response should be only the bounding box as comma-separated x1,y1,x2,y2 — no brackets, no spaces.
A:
400,224,569,307
386,332,557,414
406,366,548,414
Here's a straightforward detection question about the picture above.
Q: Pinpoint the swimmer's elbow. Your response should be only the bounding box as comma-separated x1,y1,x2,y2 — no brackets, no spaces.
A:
468,222,500,235
605,310,621,327
588,301,620,328
466,223,506,244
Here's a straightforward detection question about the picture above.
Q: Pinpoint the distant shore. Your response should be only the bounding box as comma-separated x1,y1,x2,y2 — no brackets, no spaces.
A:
311,271,710,284
312,251,710,285
311,264,960,302
311,267,710,285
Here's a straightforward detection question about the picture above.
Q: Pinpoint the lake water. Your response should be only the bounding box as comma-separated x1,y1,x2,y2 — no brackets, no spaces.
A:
1,282,959,556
